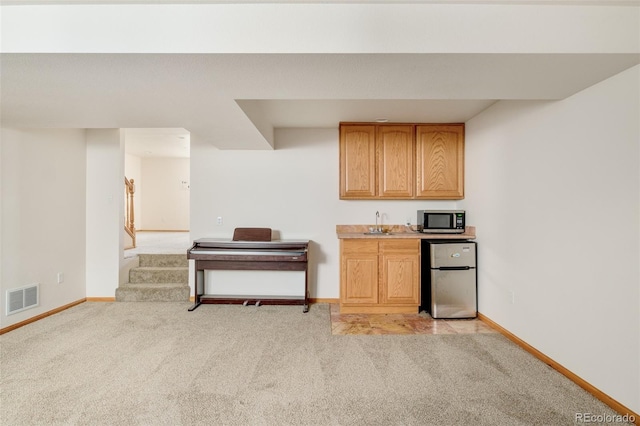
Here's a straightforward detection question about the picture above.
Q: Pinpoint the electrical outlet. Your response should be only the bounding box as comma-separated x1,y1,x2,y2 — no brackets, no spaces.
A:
406,217,412,226
216,217,223,226
57,272,64,284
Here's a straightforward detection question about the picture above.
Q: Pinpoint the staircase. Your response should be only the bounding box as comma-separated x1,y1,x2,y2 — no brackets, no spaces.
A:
116,254,190,302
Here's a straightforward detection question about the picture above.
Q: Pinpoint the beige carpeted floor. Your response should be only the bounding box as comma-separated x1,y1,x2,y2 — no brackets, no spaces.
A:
0,302,620,425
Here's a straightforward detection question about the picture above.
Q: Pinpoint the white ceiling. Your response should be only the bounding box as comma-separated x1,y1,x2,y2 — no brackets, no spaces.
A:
1,2,639,153
4,0,640,5
3,53,639,153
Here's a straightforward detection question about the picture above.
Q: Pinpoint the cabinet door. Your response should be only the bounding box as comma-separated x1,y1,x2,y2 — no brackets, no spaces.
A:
379,240,420,305
340,240,379,304
416,125,464,199
377,125,415,198
340,125,376,199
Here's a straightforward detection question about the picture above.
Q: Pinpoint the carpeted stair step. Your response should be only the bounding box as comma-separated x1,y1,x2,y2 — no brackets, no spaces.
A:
138,253,188,268
116,253,190,302
129,267,188,284
115,283,190,302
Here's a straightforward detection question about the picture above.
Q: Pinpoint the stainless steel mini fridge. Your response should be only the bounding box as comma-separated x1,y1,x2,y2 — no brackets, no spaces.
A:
422,241,477,319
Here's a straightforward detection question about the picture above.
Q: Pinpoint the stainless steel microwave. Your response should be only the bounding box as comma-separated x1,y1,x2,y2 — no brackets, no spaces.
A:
417,210,466,234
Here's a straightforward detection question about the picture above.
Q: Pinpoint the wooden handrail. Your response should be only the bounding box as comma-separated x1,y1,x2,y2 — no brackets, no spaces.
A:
125,177,136,248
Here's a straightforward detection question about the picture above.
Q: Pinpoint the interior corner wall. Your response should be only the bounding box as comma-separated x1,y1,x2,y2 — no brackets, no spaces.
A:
0,128,87,328
86,129,124,298
462,65,640,412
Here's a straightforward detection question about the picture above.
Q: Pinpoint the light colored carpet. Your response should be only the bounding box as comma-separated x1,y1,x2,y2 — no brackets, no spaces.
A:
0,302,619,425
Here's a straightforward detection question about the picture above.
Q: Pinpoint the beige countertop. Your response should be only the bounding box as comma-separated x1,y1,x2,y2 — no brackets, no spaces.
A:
336,225,476,240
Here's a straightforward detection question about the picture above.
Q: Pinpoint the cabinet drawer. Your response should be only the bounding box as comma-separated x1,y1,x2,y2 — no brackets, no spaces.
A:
379,239,419,253
342,239,378,254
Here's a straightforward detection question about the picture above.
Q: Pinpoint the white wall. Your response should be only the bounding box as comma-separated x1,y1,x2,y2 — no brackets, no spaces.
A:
462,66,640,412
124,154,189,231
0,128,87,328
86,129,124,298
139,157,189,231
190,128,458,299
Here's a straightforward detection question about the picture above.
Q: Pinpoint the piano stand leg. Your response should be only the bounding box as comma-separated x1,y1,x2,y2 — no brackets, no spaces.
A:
303,303,309,313
188,301,202,312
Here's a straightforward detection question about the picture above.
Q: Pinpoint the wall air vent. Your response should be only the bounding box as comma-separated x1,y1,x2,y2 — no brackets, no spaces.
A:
6,284,39,315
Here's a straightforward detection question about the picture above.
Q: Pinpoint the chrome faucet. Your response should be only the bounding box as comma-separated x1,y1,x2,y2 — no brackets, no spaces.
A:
367,211,387,234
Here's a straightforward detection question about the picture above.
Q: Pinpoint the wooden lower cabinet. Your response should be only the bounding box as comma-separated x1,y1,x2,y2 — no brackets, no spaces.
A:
379,240,420,305
340,240,379,305
340,239,420,314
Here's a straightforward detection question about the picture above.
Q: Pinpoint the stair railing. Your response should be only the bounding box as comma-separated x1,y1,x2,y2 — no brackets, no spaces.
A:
125,177,136,248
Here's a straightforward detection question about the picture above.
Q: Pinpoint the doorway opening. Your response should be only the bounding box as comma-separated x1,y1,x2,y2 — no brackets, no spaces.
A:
123,128,190,256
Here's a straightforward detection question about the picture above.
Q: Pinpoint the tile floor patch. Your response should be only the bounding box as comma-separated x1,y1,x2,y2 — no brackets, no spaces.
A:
329,304,497,336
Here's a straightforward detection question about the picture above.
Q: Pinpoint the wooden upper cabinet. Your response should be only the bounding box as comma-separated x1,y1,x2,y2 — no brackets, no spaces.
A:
339,122,464,200
340,125,376,198
377,125,415,198
416,125,464,199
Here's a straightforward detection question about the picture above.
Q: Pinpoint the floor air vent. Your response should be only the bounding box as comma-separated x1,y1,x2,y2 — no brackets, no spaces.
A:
6,284,39,315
